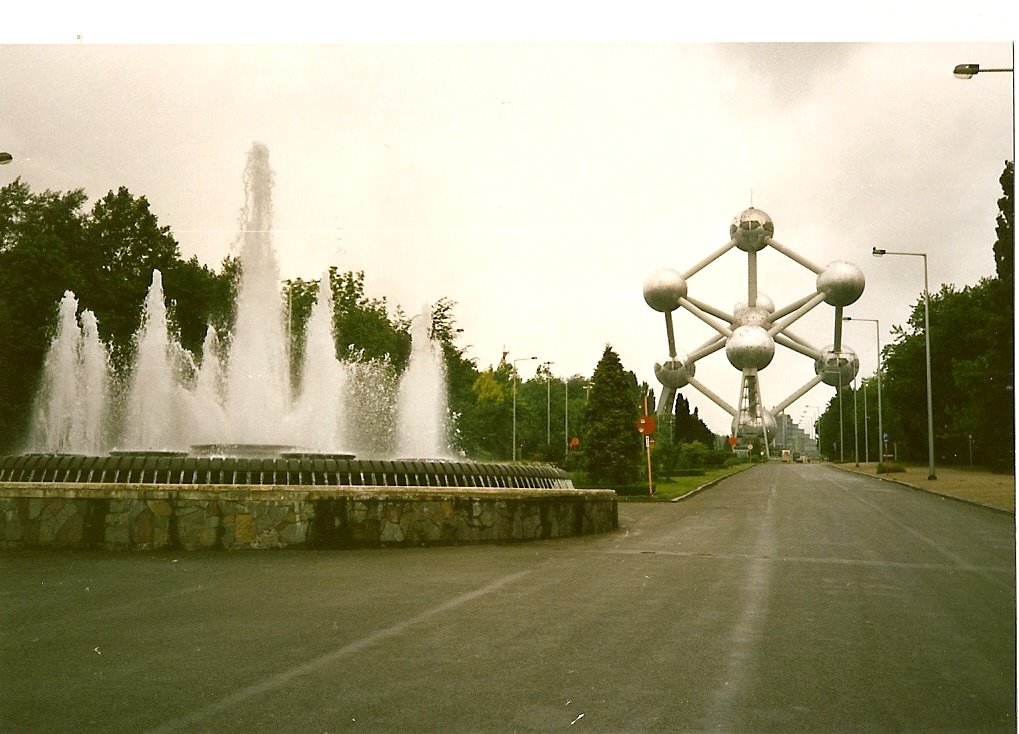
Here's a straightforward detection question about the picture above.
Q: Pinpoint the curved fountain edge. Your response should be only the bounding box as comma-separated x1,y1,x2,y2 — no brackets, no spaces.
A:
0,480,619,551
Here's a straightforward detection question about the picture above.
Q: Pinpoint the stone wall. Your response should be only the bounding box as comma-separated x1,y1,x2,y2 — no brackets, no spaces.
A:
0,485,618,550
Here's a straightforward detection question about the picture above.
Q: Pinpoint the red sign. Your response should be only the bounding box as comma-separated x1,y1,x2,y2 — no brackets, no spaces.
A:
727,435,738,446
636,415,657,436
569,437,580,448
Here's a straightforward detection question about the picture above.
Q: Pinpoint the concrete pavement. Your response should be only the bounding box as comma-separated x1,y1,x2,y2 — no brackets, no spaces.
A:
2,463,1014,733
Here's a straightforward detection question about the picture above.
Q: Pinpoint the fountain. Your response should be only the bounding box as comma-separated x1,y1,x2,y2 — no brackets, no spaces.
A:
395,312,453,460
0,142,617,550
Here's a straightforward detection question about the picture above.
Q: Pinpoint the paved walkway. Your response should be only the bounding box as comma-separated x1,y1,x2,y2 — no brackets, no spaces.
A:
834,461,1015,512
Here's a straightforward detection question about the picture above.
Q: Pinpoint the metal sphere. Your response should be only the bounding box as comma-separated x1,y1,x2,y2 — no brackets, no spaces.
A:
814,345,859,386
734,293,775,314
643,268,688,312
731,408,777,438
730,207,774,253
655,356,695,389
816,261,865,307
725,325,775,371
733,294,775,328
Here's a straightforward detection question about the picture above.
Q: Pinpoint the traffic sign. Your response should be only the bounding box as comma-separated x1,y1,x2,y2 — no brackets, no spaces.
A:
636,415,657,436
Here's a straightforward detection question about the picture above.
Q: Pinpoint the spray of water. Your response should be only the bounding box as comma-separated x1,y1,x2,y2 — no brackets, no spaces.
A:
122,270,189,449
29,291,111,453
223,142,291,443
286,274,349,450
28,143,453,459
395,309,452,459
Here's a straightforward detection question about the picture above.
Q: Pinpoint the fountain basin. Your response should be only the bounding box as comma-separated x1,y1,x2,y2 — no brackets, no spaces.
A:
0,453,618,550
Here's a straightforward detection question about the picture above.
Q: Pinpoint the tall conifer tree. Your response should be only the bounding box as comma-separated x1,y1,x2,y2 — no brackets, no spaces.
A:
583,345,640,486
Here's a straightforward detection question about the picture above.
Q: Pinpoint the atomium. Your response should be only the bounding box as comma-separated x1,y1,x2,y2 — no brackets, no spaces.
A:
644,207,864,455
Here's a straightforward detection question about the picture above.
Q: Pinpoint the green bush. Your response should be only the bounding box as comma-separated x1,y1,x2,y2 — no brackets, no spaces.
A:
876,462,906,474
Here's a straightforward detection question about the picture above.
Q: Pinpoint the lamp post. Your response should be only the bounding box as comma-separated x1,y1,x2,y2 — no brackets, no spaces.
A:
564,379,569,455
852,375,859,466
838,369,844,463
863,381,869,463
541,361,555,445
843,316,884,468
872,248,936,479
512,356,537,461
953,63,1013,79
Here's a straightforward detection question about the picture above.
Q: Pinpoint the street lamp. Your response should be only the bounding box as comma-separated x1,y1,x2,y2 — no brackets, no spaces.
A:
953,63,1013,79
872,247,936,479
564,378,570,455
540,361,555,445
863,381,870,463
843,316,884,468
512,356,537,461
852,375,859,466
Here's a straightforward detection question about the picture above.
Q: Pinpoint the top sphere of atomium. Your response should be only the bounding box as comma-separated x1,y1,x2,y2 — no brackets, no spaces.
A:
643,268,688,312
730,207,775,253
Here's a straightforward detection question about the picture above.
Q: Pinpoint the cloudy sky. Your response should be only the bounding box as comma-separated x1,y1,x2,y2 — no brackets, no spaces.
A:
2,7,1015,435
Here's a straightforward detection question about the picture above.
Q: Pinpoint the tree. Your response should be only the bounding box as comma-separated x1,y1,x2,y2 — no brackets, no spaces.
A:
993,160,1014,288
467,367,512,460
329,268,410,368
429,298,480,457
671,392,715,446
0,181,90,449
78,187,186,367
583,345,641,487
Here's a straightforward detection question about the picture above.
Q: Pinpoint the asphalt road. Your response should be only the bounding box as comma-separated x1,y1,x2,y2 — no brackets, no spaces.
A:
2,464,1014,733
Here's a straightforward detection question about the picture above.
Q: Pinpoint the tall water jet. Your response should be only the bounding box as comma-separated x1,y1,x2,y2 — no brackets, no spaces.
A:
122,270,187,450
396,309,451,458
287,275,349,451
28,291,110,453
188,325,228,445
78,310,111,453
223,142,291,443
30,292,81,452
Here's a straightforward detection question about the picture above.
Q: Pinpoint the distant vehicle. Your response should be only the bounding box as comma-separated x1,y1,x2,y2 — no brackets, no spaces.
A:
781,449,792,463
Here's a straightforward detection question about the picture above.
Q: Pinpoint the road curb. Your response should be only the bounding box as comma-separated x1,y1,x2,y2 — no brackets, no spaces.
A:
670,463,759,502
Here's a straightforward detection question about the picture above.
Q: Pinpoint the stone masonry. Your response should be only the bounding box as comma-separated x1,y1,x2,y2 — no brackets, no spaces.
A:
0,485,618,550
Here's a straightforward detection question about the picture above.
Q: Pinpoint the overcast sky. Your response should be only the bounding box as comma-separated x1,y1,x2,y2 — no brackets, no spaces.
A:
2,7,1015,435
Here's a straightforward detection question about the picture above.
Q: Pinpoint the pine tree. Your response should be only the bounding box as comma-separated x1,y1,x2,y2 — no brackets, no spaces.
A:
583,345,641,486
